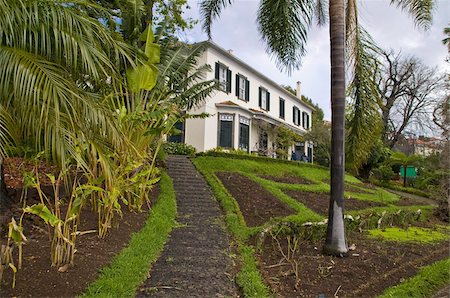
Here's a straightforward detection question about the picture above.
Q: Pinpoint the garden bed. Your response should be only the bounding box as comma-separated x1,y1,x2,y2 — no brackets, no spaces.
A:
259,174,315,185
284,190,386,215
0,182,159,297
216,172,294,227
255,231,449,297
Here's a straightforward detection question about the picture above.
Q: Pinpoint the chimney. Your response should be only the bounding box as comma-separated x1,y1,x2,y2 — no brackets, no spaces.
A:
296,81,302,99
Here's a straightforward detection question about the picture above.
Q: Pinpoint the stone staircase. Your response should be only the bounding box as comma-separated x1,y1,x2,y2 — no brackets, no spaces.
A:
137,155,237,297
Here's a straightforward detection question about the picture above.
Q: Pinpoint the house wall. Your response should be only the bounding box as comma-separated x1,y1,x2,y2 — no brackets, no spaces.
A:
184,42,314,157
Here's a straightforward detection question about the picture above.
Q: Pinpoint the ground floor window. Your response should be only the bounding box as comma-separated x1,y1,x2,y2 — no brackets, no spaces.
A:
219,114,233,148
239,117,250,152
167,121,184,143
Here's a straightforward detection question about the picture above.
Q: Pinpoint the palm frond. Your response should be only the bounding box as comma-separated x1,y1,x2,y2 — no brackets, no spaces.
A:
200,0,233,38
315,0,328,26
257,0,315,73
345,0,383,172
390,0,435,29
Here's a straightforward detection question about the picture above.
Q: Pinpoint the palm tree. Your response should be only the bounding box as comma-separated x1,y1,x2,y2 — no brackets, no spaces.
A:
443,24,450,52
200,0,435,256
0,0,138,166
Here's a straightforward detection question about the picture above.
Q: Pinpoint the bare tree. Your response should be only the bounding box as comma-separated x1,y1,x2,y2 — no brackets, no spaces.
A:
376,51,445,148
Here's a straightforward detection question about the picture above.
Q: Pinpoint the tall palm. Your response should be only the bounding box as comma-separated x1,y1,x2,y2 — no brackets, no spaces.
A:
201,0,435,256
0,0,138,166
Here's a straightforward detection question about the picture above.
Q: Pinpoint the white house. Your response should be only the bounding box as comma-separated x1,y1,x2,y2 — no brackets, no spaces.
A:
173,41,314,160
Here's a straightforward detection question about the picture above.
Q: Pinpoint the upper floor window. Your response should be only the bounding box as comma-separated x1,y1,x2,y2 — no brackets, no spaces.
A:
279,98,285,119
293,106,301,126
236,74,250,101
302,112,310,129
259,87,270,111
215,62,231,93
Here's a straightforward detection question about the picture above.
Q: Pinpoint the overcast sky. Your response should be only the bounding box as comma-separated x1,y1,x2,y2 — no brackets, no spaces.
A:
180,0,449,121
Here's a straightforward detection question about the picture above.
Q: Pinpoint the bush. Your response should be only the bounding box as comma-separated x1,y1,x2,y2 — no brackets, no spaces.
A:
163,142,196,155
372,165,394,183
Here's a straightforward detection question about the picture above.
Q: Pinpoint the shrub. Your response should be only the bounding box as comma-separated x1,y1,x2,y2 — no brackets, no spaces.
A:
163,142,196,155
372,165,394,183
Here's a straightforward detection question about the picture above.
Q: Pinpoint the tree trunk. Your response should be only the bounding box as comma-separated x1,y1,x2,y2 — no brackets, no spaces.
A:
323,0,348,256
403,164,407,187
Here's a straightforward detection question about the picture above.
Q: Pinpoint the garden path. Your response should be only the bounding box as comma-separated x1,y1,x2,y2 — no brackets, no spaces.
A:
137,155,238,297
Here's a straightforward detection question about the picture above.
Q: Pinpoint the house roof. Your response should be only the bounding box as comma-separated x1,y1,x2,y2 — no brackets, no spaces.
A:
198,40,315,112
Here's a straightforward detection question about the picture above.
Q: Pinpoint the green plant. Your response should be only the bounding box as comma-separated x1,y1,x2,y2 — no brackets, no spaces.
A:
0,218,27,288
83,171,176,297
372,165,395,183
163,142,196,155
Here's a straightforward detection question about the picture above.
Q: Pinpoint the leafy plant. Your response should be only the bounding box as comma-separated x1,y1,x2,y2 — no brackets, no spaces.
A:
163,142,196,155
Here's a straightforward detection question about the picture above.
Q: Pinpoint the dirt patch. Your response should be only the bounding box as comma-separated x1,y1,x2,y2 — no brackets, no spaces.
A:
216,172,294,227
284,190,386,215
259,175,314,185
0,185,159,297
321,179,373,194
256,232,450,297
395,196,434,206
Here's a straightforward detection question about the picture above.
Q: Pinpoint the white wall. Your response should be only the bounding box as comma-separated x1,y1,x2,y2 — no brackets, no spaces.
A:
185,43,314,153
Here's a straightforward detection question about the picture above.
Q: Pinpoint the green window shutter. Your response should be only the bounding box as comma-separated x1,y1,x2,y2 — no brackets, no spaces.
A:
307,114,310,129
245,79,250,101
226,69,232,93
267,91,270,111
235,74,240,97
293,107,296,123
215,62,219,80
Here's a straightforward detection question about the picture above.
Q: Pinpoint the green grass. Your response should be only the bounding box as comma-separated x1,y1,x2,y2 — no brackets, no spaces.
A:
82,172,177,298
368,227,449,243
378,258,450,298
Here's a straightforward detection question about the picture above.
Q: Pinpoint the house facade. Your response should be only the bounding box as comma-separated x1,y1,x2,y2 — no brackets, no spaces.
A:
179,41,314,160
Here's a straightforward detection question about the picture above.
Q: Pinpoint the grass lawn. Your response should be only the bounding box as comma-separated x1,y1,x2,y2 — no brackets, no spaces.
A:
193,154,447,297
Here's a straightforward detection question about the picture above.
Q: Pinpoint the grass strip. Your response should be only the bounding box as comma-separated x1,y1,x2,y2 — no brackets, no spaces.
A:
193,158,271,297
378,258,450,298
82,172,177,298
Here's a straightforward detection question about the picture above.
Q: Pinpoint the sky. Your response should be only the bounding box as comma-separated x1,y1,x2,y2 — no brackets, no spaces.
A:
179,0,449,121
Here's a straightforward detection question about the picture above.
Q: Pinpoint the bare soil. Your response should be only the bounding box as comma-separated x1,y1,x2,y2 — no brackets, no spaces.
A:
216,172,295,227
284,189,386,215
255,231,449,297
259,175,314,185
0,156,159,297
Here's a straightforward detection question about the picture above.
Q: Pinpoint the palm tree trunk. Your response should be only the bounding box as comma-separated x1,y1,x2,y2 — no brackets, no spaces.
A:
323,0,348,256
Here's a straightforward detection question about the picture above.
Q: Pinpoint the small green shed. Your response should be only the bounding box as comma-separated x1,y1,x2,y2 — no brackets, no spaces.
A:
399,165,417,178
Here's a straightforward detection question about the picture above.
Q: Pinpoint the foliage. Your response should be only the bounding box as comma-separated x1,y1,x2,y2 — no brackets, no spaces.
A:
367,227,448,243
273,126,303,160
304,119,331,167
372,165,395,184
358,140,392,179
345,2,383,172
379,258,450,298
163,142,196,155
83,172,176,298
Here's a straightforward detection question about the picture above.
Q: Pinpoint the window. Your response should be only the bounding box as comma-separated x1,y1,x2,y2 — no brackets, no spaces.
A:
279,98,285,119
239,117,250,152
236,74,250,101
215,62,231,92
302,112,310,129
293,106,301,126
259,87,270,111
218,114,233,148
167,121,184,143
